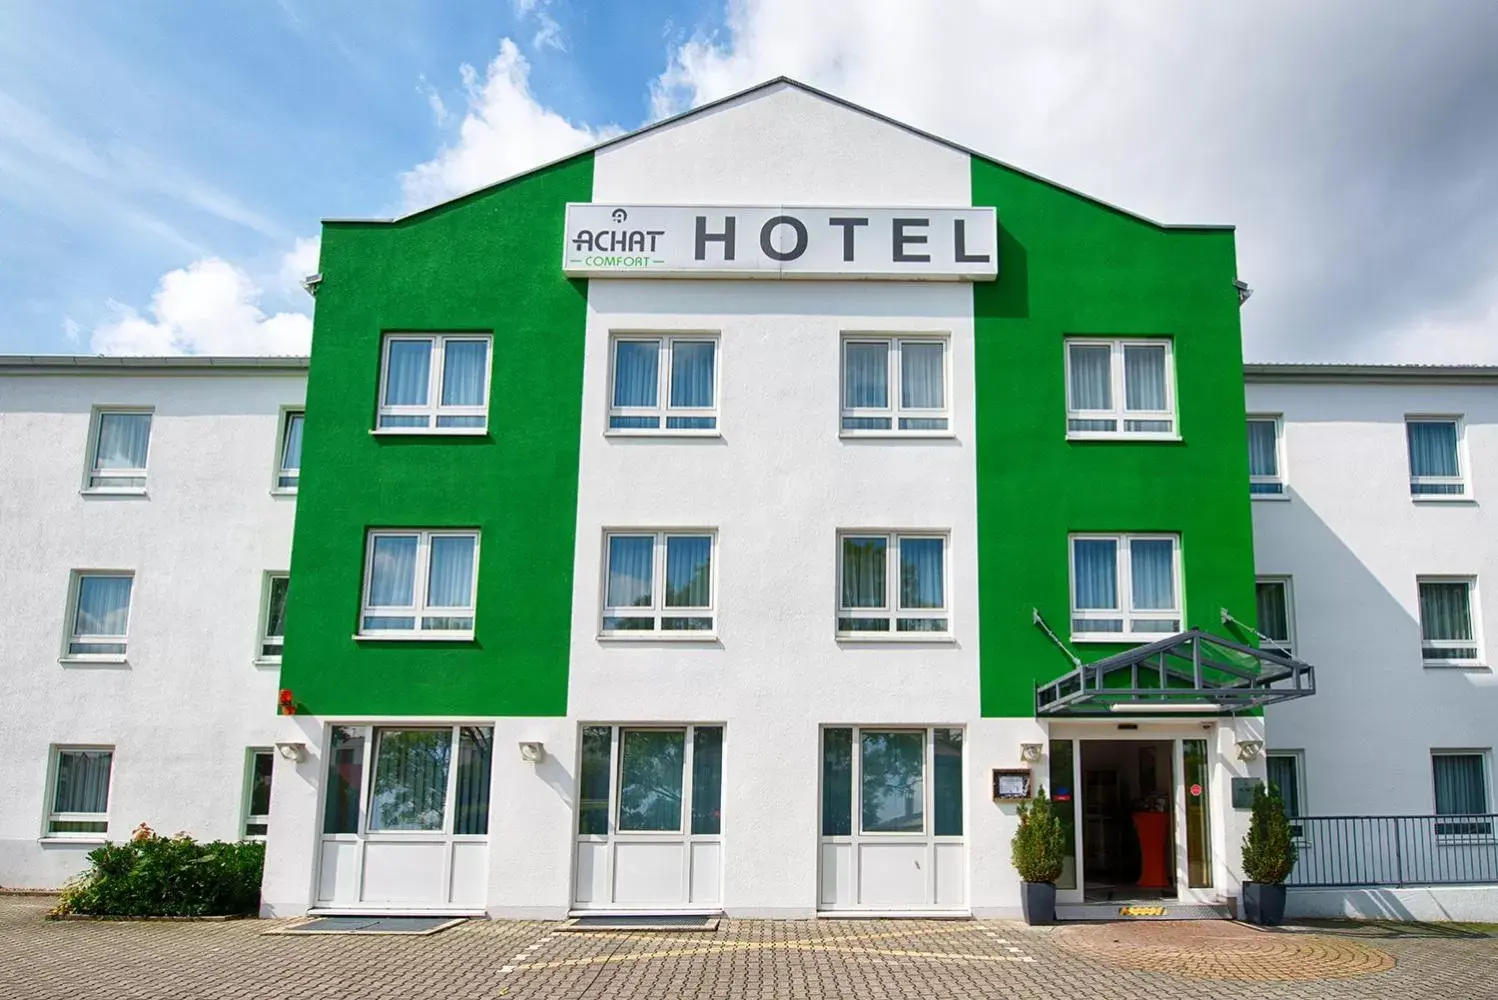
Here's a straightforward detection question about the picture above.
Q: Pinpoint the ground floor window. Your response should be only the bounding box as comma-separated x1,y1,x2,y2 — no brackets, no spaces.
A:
1433,750,1492,837
244,748,273,838
322,725,493,836
47,746,113,836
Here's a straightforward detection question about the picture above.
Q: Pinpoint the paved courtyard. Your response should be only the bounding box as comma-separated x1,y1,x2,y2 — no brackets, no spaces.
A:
1,896,1495,1000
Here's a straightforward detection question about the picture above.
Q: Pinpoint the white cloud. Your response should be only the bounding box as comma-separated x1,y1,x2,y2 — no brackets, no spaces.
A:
399,38,616,212
514,0,566,51
89,247,313,356
278,235,322,294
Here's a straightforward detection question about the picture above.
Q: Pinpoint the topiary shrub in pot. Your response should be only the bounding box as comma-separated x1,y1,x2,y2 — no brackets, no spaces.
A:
1011,786,1067,925
1241,781,1298,925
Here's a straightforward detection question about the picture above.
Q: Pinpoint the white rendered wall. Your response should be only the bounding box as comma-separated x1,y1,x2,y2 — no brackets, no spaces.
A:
1252,380,1498,815
0,369,303,888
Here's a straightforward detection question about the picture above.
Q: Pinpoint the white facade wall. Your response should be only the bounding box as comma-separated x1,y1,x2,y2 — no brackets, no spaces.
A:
1253,377,1498,817
0,364,304,888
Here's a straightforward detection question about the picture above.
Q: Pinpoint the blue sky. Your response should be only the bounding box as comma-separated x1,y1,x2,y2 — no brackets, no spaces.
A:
2,2,1496,362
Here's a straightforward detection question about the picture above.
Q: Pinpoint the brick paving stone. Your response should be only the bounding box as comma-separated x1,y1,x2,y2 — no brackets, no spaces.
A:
2,896,1497,999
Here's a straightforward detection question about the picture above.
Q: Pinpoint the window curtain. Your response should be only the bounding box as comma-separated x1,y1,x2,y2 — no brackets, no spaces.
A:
1123,345,1167,411
1255,582,1289,644
266,577,289,637
322,727,366,834
453,727,493,835
669,342,715,408
369,729,452,832
75,576,132,636
440,341,488,406
860,731,925,833
1408,421,1459,477
933,729,963,836
368,536,418,607
1247,421,1278,477
578,727,612,835
280,413,304,483
426,536,475,608
606,536,655,608
618,729,685,832
54,750,112,813
841,537,887,608
384,340,432,405
1072,539,1118,609
1433,755,1488,814
1420,582,1472,641
248,752,274,818
1266,756,1300,815
1130,539,1176,610
613,341,659,408
844,343,889,408
690,727,724,835
1068,345,1112,410
664,535,711,608
95,412,151,469
898,537,944,609
900,342,945,409
821,729,853,836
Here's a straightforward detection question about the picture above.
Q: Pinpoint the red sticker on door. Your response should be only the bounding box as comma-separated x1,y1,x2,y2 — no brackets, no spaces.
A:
1189,783,1202,797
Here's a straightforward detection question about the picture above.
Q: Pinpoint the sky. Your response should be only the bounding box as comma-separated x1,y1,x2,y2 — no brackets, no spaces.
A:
1,0,1496,362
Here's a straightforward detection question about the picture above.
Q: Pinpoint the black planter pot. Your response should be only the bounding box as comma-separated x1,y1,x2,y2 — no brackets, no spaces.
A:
1020,881,1057,925
1242,881,1287,926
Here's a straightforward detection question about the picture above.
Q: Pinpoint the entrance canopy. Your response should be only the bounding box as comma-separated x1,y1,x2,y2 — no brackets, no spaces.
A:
1035,629,1316,717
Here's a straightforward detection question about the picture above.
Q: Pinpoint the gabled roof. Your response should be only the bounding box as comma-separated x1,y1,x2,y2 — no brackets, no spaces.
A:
328,77,1233,232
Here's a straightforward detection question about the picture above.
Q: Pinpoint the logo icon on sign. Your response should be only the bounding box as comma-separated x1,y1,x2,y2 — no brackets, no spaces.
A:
610,208,628,223
1190,783,1202,797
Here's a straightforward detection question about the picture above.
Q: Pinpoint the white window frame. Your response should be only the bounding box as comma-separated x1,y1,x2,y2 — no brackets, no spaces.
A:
599,530,717,639
273,408,304,494
1431,749,1493,840
1406,415,1469,500
1064,338,1177,440
1247,414,1287,499
1417,575,1482,667
375,333,492,434
839,335,953,437
243,747,273,840
835,530,952,640
605,333,721,436
45,744,114,839
61,570,135,663
1255,576,1296,657
257,572,289,664
358,529,480,640
1068,533,1183,642
82,406,153,494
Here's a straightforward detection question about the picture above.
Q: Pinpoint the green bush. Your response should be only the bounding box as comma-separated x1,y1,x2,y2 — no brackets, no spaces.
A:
51,824,264,918
1010,786,1067,884
1241,781,1298,884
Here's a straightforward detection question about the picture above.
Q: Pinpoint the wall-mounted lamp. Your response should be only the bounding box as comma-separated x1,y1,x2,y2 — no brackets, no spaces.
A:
1019,743,1044,763
275,741,307,763
519,741,545,764
1235,739,1264,762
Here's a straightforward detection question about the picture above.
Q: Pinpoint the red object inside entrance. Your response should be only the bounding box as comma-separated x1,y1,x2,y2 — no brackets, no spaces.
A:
1132,811,1171,889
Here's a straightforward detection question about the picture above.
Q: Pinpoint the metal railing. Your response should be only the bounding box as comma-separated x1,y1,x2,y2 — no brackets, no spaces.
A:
1286,815,1498,887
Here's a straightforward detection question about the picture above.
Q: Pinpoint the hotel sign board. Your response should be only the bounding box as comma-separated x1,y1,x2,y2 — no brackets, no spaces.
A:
562,204,997,281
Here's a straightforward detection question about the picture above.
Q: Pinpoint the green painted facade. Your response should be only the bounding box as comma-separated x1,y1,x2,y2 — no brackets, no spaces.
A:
279,156,594,717
969,157,1256,717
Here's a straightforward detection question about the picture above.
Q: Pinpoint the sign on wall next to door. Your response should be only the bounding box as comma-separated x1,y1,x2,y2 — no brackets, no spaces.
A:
562,205,998,281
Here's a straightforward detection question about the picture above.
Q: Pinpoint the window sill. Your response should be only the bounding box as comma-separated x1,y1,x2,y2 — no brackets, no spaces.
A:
1066,432,1181,443
351,633,475,643
597,632,719,644
1423,661,1489,671
39,836,107,846
269,488,298,498
1250,493,1291,502
369,428,488,438
836,633,956,644
1071,634,1179,644
604,429,723,440
80,488,148,498
58,656,129,667
253,656,283,668
1412,495,1475,505
839,430,956,441
1436,837,1498,847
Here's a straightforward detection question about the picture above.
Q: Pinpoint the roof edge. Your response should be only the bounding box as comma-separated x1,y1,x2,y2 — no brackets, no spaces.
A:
1246,362,1498,384
324,76,1234,232
0,355,309,374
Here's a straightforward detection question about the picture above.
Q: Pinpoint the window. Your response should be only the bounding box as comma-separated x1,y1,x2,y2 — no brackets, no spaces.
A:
1417,577,1480,666
576,724,723,837
841,336,950,434
1255,577,1295,656
47,746,113,835
837,532,949,637
275,410,304,491
322,725,493,836
85,409,152,491
360,530,479,638
376,334,491,432
1065,339,1175,438
1432,751,1491,837
259,573,289,661
1247,416,1284,496
1407,418,1466,497
244,749,273,838
1070,534,1181,640
1266,750,1306,839
601,531,715,636
608,335,718,432
64,572,134,659
820,727,964,837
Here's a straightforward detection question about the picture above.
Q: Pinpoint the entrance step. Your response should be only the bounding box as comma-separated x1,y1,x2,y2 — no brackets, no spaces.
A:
1058,902,1233,921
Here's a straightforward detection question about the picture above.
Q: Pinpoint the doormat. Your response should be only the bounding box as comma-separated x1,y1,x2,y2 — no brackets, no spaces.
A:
267,915,465,936
561,914,720,932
